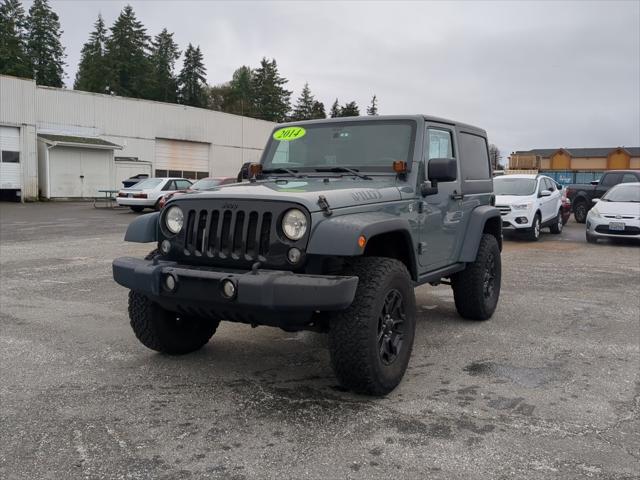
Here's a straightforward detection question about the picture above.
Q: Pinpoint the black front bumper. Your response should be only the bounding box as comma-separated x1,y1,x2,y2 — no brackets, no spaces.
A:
113,257,358,326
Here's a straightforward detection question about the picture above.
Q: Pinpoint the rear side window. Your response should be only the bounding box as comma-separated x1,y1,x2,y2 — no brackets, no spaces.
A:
459,133,490,180
601,173,621,187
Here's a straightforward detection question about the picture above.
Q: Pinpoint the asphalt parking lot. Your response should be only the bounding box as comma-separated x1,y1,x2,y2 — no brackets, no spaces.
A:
1,202,638,480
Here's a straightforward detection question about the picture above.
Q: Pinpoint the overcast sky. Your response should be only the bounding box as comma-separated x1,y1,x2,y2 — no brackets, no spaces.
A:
27,0,640,158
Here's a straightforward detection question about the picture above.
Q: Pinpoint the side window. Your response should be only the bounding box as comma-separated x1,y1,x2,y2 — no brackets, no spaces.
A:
176,180,192,189
427,129,454,159
545,178,555,191
622,173,637,183
163,180,176,191
537,179,545,194
600,173,621,187
458,133,490,180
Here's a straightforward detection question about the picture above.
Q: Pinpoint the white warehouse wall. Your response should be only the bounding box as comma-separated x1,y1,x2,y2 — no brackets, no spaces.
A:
0,75,276,200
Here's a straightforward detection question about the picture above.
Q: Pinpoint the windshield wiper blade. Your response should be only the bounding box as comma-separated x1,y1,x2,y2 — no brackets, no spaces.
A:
262,167,302,178
314,167,372,180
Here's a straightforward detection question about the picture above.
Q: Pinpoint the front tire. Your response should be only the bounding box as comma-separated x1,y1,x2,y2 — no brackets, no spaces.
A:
526,214,542,241
574,201,587,223
328,258,416,396
128,291,219,354
549,210,563,234
451,234,501,321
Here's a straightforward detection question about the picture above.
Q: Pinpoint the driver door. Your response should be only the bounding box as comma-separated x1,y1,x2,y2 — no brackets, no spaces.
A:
418,126,464,271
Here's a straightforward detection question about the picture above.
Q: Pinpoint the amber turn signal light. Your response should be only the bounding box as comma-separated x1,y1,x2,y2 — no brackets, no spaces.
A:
358,235,366,249
393,161,407,174
249,163,263,177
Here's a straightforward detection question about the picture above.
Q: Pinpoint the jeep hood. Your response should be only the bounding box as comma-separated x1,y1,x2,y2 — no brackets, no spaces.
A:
175,177,402,212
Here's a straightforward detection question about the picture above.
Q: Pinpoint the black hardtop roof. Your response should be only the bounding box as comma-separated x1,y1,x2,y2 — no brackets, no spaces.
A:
277,115,487,136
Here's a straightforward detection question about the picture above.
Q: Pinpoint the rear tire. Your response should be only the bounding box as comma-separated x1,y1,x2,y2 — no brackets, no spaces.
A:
328,257,416,396
128,291,219,354
130,206,144,213
451,234,501,321
549,210,563,234
574,201,587,223
526,214,541,241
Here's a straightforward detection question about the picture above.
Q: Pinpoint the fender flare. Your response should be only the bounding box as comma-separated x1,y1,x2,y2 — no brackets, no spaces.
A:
459,205,501,262
307,212,415,257
124,212,160,243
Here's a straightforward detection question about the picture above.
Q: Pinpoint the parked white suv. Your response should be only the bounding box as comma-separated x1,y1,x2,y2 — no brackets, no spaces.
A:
116,177,192,212
494,174,564,241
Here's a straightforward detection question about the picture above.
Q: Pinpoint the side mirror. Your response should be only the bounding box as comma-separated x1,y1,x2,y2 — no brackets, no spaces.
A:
237,162,252,181
428,158,457,183
539,190,552,197
590,180,599,185
421,158,457,196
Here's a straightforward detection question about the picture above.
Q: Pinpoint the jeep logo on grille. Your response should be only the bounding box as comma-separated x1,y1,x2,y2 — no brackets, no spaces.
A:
222,202,239,210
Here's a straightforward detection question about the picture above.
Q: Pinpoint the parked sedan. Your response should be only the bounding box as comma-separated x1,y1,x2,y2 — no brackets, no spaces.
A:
158,177,237,209
116,178,192,212
586,182,640,243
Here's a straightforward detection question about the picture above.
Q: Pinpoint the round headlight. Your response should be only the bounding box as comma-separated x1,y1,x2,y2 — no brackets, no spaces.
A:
282,209,307,240
165,206,184,234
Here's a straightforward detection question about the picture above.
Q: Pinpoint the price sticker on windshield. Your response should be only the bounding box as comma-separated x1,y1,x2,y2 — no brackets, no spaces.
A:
273,127,306,141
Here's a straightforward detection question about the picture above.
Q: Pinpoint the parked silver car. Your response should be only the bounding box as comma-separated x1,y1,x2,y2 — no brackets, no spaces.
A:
586,182,640,243
116,178,192,212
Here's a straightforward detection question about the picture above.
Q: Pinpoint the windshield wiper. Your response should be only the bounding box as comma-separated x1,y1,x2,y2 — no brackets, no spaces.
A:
262,167,302,178
314,167,372,180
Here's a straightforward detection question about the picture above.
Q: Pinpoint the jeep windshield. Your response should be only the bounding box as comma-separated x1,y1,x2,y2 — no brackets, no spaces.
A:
494,177,537,196
262,120,416,174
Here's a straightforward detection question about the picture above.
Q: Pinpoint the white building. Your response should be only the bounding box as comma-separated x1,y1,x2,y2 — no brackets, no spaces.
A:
0,75,275,201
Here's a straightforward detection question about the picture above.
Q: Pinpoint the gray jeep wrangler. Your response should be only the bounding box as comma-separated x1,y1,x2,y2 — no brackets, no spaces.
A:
113,115,502,396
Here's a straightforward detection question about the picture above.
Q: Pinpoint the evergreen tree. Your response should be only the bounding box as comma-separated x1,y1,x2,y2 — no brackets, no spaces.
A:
251,57,291,122
223,65,253,115
0,0,31,78
340,101,360,117
310,100,326,119
366,95,378,115
74,14,109,93
290,82,315,121
104,5,151,98
329,98,340,118
149,28,180,102
26,0,65,87
178,43,207,107
206,82,231,111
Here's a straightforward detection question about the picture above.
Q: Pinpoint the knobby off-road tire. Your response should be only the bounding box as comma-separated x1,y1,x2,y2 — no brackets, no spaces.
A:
526,214,541,241
574,200,588,223
128,291,219,355
451,234,501,321
130,206,145,213
328,257,416,396
549,209,563,234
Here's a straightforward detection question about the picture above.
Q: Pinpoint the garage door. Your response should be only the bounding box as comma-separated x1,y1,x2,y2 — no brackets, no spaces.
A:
0,126,21,189
155,139,209,180
49,147,112,198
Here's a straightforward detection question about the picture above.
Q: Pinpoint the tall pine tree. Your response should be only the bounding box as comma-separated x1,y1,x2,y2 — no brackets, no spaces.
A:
340,101,360,117
149,28,180,102
74,14,108,93
366,95,378,115
104,5,151,98
329,98,340,118
251,57,291,122
223,65,253,115
290,82,315,121
178,43,207,107
26,0,65,87
0,0,31,78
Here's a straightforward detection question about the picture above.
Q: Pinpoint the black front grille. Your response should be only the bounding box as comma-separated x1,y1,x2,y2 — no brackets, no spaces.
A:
164,198,309,269
595,225,640,236
183,208,273,260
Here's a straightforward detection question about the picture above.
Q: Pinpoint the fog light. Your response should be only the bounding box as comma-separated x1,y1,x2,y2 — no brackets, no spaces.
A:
160,239,171,254
165,274,176,292
287,247,302,264
516,217,528,224
221,279,237,299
